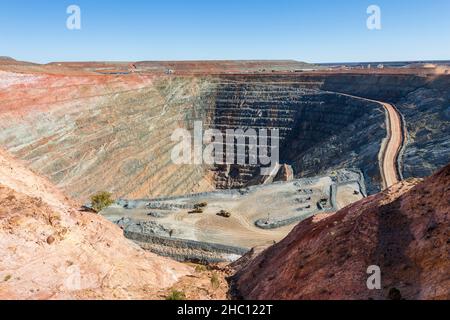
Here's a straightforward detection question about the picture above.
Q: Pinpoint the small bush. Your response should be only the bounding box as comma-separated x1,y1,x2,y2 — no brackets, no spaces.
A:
90,191,114,213
166,290,186,300
210,273,220,289
195,265,207,273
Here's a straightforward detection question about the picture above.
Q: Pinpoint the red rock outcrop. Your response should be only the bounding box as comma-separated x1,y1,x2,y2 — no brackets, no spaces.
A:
232,164,450,300
0,149,193,299
0,69,217,201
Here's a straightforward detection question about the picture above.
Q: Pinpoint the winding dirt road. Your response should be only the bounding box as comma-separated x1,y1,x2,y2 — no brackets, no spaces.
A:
379,102,403,188
333,92,404,189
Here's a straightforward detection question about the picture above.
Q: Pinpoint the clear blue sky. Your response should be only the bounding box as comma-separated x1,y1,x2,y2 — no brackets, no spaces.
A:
1,0,449,63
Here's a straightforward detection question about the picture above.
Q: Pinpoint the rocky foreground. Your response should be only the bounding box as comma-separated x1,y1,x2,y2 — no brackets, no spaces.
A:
0,149,230,299
231,163,449,300
0,146,448,300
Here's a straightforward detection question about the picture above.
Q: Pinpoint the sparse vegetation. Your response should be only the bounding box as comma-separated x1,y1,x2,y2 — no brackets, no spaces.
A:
195,264,208,273
90,191,114,213
166,289,186,300
210,273,220,289
3,275,12,282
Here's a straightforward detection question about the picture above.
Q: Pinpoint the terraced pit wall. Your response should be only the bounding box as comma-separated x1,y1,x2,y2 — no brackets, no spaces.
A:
209,79,386,193
0,73,387,199
0,71,447,200
218,73,449,181
320,73,450,179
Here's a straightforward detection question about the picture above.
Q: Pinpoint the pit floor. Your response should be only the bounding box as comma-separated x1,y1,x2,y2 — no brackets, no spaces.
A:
102,175,363,249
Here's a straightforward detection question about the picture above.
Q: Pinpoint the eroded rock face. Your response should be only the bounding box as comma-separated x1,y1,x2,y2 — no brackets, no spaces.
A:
231,164,450,300
320,73,450,182
211,73,450,193
0,70,387,199
0,149,193,299
0,72,217,201
0,66,448,201
211,81,386,193
397,79,450,179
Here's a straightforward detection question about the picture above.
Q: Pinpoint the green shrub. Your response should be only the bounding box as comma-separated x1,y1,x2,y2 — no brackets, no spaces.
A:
166,290,186,300
210,273,220,289
90,191,114,213
194,265,207,273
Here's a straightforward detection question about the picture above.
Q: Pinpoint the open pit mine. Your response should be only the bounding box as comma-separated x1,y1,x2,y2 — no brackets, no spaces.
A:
0,57,449,300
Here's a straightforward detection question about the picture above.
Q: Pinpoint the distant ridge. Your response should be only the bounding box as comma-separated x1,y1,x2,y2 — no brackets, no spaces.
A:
0,56,16,62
